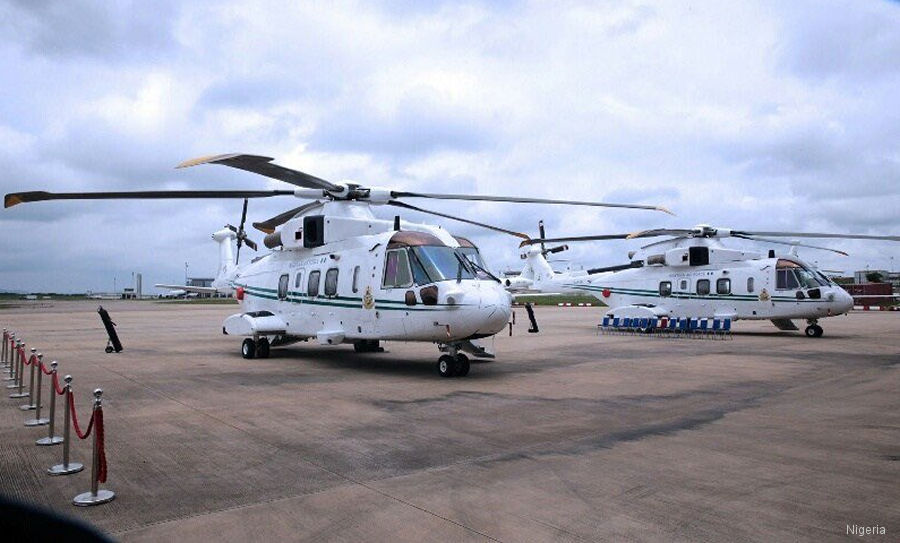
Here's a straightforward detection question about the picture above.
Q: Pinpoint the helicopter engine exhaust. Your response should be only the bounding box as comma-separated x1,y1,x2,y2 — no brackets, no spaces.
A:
264,231,283,249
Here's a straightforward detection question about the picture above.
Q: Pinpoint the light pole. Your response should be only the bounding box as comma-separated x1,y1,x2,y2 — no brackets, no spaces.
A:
184,262,189,285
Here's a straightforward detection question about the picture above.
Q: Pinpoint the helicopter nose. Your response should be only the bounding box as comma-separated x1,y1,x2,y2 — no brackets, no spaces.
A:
480,284,513,331
836,289,854,314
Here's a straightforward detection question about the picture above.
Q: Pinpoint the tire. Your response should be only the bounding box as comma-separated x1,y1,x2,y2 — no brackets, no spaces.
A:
813,325,823,338
105,345,114,354
804,325,824,338
241,338,256,359
455,354,470,377
256,337,270,358
437,355,456,377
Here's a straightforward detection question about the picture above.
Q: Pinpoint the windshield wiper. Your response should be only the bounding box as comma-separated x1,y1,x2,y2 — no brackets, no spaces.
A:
464,256,501,283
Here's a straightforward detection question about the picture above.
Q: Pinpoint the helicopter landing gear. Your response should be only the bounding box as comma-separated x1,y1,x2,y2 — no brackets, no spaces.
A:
805,320,824,338
437,355,455,377
436,346,471,378
241,336,271,359
241,338,256,359
256,337,270,358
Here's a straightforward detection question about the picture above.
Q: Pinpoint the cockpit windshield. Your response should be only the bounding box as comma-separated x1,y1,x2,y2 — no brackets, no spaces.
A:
776,259,828,290
410,246,475,283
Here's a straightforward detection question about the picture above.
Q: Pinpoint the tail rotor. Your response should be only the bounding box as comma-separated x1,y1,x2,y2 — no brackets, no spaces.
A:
226,198,258,264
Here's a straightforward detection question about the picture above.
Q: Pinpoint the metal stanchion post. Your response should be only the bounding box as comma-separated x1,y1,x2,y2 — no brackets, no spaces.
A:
20,349,38,411
25,354,49,426
10,341,28,398
5,334,17,383
73,389,114,506
48,376,83,476
37,361,63,446
1,328,7,368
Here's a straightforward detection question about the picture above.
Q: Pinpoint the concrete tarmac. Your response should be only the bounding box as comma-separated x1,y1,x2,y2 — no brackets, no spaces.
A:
0,300,897,541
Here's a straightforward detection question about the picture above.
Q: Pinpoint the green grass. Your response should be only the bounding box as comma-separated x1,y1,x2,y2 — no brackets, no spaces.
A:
513,293,605,306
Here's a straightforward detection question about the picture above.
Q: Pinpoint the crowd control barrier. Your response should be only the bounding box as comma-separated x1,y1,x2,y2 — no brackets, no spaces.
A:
3,327,115,507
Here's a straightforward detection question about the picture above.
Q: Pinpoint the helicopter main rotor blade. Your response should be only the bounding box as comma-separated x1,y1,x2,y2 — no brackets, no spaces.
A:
391,192,673,215
251,201,325,233
731,234,849,256
4,189,295,208
519,233,634,247
177,154,342,192
733,230,900,242
386,200,531,240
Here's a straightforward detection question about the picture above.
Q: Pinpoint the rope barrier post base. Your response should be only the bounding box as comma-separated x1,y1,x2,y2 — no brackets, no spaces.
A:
37,435,64,446
73,389,114,507
48,375,83,476
49,461,84,476
73,488,114,507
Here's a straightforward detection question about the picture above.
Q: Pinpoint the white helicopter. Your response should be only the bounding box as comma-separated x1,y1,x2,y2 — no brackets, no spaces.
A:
4,153,668,377
507,223,899,337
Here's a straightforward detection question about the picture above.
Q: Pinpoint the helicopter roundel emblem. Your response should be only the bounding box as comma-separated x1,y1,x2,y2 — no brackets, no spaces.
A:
601,288,611,298
759,288,770,302
362,286,375,310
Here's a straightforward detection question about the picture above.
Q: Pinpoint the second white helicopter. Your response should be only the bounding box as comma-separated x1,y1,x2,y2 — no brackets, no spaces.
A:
508,224,899,337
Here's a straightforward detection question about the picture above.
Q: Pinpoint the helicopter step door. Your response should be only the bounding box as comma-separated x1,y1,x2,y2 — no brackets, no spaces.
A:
770,318,799,331
223,311,287,336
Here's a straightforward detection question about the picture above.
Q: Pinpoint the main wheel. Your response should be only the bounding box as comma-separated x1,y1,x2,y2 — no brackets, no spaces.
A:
241,338,256,359
805,325,824,338
256,337,270,358
812,325,823,338
437,355,456,377
455,354,470,377
105,345,114,354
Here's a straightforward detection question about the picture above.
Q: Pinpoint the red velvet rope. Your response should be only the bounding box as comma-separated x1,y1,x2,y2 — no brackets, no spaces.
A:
68,391,95,440
40,360,53,375
96,408,107,483
52,372,65,395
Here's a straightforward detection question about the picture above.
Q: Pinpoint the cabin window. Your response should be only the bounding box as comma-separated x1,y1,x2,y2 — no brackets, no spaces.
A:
307,270,321,297
680,279,687,291
716,278,731,295
383,249,413,288
659,281,672,297
325,268,339,297
352,266,360,293
278,274,289,300
696,279,710,296
294,271,304,289
747,277,755,293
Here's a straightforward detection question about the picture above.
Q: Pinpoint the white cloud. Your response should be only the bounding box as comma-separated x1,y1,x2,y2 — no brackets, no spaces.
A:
1,0,899,292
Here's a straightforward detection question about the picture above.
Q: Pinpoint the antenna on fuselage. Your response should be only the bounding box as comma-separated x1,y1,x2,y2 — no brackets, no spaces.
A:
394,215,401,231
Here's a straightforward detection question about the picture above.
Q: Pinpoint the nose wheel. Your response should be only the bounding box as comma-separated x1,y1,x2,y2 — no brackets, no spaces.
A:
804,319,823,338
437,353,470,377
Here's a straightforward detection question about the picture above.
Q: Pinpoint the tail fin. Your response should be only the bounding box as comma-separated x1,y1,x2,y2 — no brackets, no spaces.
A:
517,247,556,288
211,228,238,293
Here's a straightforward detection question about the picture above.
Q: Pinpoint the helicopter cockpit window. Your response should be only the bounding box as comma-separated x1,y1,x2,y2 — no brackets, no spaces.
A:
696,279,710,295
383,249,413,288
410,246,475,283
776,259,826,290
308,270,321,297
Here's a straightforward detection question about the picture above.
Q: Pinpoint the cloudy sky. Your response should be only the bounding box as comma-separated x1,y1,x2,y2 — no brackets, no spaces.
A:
1,0,899,294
